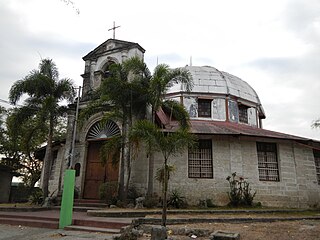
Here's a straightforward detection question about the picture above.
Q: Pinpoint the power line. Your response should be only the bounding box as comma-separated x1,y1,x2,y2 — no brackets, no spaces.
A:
0,98,24,108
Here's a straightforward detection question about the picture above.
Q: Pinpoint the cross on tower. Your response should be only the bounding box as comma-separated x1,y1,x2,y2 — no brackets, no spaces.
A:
108,21,120,39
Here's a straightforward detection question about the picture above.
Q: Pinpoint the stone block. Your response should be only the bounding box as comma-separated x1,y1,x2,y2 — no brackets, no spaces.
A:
210,230,240,240
151,226,167,240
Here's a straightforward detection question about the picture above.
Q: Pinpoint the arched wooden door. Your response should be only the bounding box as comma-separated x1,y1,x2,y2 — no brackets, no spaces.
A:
83,120,120,199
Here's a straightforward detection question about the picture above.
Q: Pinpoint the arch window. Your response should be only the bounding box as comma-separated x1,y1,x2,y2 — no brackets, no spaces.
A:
87,120,120,141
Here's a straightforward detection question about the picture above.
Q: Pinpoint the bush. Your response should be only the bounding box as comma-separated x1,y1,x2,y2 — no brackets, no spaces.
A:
127,185,141,204
206,198,216,208
99,181,118,204
144,194,160,208
29,188,43,205
226,172,256,207
168,189,187,209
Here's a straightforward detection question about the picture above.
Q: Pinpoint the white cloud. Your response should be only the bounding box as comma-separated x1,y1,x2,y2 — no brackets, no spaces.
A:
0,0,319,140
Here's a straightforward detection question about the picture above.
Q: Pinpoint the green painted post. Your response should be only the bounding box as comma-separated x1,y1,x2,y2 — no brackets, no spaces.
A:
59,169,75,229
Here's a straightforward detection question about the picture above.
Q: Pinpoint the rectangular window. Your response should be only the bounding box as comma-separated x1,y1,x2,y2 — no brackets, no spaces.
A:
238,105,248,124
314,150,320,185
198,99,212,118
256,142,279,181
188,139,213,178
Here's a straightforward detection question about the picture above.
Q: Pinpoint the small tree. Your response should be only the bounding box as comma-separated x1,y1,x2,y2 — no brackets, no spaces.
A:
131,110,195,226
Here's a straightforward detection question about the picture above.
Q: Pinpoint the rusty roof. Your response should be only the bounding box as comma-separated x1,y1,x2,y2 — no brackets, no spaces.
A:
156,109,314,142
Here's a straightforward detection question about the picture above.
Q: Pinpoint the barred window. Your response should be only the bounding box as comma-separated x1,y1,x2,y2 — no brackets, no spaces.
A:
198,99,212,118
238,105,248,124
188,139,213,178
314,150,320,185
256,142,279,181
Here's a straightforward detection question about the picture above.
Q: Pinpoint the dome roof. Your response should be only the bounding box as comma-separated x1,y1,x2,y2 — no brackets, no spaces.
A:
168,66,262,105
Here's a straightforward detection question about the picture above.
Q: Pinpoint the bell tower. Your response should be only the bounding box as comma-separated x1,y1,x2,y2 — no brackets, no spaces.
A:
81,39,145,98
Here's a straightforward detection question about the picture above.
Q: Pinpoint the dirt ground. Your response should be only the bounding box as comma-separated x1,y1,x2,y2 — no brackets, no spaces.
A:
138,220,320,240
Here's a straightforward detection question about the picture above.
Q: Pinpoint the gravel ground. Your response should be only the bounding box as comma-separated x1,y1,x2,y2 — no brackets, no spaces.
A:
139,220,320,240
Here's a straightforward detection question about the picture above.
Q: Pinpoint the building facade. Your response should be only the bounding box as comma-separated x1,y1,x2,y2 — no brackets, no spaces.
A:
44,39,320,208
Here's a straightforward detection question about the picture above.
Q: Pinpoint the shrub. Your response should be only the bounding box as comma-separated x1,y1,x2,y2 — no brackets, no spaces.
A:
29,188,43,205
206,198,216,208
168,189,187,209
99,181,118,204
127,185,141,204
144,194,160,208
226,172,256,207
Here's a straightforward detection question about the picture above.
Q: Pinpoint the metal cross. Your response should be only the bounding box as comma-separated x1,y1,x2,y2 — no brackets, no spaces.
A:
108,21,120,39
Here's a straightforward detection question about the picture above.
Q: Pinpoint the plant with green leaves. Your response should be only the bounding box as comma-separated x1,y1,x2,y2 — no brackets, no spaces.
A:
145,63,193,196
80,56,150,201
9,58,75,199
130,100,195,226
226,172,256,207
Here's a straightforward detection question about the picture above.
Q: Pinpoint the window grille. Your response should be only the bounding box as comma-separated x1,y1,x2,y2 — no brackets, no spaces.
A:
188,139,213,178
256,142,279,181
238,105,248,124
314,150,320,185
198,99,212,118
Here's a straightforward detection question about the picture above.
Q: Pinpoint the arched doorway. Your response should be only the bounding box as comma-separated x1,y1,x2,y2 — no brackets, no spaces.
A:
83,120,121,199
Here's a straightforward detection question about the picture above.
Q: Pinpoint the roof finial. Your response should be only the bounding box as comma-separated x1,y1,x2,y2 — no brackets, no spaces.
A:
190,56,192,66
108,21,120,39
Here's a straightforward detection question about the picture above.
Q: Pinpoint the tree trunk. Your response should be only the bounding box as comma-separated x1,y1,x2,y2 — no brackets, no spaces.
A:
118,115,130,201
162,159,168,227
147,107,156,196
147,153,154,196
42,117,54,199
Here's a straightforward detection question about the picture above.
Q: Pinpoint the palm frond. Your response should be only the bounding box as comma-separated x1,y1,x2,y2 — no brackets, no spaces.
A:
100,135,122,166
39,58,59,80
162,99,190,130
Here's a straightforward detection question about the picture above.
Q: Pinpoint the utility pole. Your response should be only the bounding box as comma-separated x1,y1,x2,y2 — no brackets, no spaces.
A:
69,86,81,169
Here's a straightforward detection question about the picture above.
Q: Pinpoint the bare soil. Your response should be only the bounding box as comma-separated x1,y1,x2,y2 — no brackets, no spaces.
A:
138,213,320,239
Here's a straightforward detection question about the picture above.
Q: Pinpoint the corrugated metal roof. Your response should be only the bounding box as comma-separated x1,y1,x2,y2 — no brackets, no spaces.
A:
167,66,262,105
188,120,309,141
156,110,312,141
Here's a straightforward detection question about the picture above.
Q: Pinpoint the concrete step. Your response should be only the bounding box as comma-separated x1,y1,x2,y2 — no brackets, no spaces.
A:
64,225,121,234
0,217,58,229
0,213,58,222
73,218,128,229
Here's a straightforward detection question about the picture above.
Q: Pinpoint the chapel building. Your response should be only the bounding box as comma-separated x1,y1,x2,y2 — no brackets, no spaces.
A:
44,39,320,208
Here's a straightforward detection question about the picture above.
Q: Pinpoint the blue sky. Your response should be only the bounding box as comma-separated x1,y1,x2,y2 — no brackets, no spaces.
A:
0,0,319,140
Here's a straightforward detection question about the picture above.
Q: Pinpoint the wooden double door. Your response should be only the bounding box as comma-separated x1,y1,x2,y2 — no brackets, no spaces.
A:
83,141,119,199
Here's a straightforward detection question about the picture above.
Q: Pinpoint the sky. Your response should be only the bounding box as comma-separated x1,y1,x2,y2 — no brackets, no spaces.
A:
0,0,319,140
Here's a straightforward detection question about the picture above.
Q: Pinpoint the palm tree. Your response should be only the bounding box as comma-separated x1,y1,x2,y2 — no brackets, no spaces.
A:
146,64,193,196
80,56,150,201
130,100,195,226
9,58,75,199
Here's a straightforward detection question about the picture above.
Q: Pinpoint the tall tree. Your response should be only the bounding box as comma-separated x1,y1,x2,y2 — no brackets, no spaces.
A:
130,100,195,227
80,56,150,201
146,64,193,196
9,58,75,198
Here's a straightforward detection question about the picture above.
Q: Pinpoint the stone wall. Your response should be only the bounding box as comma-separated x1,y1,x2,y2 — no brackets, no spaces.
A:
130,135,320,208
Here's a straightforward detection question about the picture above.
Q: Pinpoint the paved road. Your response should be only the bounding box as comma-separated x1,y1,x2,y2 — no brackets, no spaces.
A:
0,224,116,240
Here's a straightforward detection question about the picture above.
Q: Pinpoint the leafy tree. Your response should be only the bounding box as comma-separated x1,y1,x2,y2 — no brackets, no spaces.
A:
80,56,150,201
130,100,195,227
9,58,75,198
0,109,46,187
0,108,68,187
145,64,193,196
